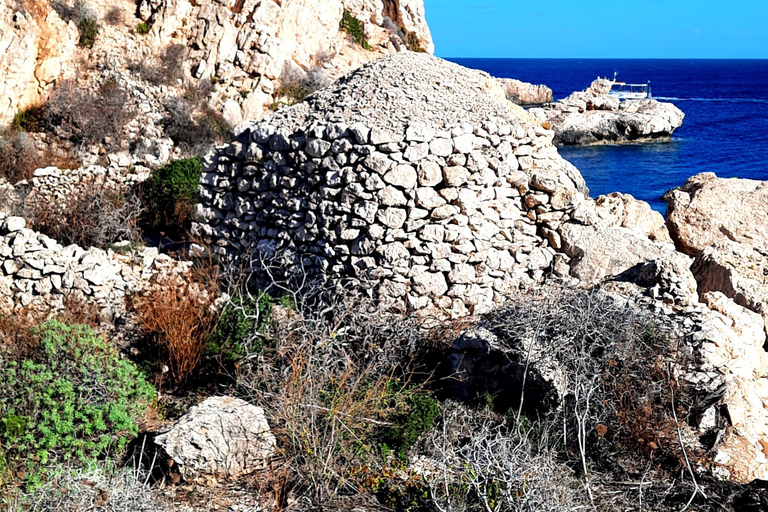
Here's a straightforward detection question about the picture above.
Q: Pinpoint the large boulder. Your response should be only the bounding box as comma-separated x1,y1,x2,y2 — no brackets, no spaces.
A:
667,172,768,340
666,173,768,256
154,396,276,479
530,79,685,146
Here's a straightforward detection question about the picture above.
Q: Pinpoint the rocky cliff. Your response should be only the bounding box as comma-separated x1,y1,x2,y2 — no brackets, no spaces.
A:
0,0,76,125
0,0,433,128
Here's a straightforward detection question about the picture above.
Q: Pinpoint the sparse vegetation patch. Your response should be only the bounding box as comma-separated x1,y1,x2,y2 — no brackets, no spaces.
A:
340,8,371,50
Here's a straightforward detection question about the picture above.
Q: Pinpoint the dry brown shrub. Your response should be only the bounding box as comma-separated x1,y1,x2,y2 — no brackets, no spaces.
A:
132,269,218,386
58,293,102,328
0,310,41,360
104,6,124,25
32,178,143,248
0,133,76,184
44,79,133,151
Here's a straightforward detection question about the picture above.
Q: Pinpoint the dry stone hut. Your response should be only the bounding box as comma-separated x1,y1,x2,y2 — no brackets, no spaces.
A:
193,53,591,319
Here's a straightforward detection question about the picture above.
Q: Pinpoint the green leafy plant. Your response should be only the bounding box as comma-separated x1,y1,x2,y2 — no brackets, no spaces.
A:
339,8,371,50
0,321,155,487
136,22,150,34
145,156,202,231
378,392,440,460
77,15,99,48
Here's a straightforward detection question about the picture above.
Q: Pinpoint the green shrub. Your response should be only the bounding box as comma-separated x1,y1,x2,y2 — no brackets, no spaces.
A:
339,8,371,50
145,156,202,231
0,321,155,487
77,15,99,48
11,105,45,133
380,392,440,460
136,22,150,34
207,292,294,368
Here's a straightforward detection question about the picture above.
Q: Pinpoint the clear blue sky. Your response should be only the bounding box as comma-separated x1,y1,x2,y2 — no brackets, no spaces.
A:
425,0,768,58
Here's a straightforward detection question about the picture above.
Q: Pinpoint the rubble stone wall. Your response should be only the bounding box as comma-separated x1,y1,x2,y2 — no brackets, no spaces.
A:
0,213,189,321
192,115,590,319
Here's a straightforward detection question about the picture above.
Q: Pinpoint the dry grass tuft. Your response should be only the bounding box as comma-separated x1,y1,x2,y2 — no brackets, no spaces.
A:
132,269,219,387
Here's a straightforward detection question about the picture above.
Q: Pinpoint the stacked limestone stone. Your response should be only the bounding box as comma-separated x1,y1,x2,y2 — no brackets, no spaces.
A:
0,213,190,321
193,53,589,318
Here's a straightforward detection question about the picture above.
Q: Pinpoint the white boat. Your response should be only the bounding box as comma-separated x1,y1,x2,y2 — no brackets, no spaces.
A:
607,72,652,100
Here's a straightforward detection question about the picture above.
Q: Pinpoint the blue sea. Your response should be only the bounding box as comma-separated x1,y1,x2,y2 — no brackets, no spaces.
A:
449,59,768,213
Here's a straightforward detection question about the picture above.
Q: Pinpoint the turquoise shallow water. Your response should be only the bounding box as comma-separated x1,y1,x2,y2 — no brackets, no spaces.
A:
449,59,768,213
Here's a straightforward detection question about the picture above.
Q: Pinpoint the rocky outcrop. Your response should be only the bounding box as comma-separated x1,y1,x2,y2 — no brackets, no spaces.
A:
497,78,553,106
667,173,768,336
666,173,768,256
154,396,276,479
529,79,685,146
2,0,433,135
0,0,77,125
665,173,768,483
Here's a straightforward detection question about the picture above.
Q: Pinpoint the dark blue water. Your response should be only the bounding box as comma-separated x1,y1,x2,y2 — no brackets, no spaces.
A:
449,59,768,212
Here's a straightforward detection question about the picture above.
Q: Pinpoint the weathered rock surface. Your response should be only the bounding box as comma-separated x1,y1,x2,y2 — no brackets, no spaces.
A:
137,0,433,124
154,396,276,479
0,0,77,125
666,174,768,331
666,173,768,256
664,173,768,483
497,78,553,106
530,79,685,146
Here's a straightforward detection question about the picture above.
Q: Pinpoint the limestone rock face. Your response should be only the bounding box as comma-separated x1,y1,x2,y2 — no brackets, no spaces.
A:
530,79,685,146
137,0,434,124
497,78,553,106
0,0,77,125
666,173,768,256
664,173,768,483
667,174,768,332
154,396,276,479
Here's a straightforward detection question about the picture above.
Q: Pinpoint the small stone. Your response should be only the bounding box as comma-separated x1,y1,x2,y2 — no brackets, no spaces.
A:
418,161,443,187
306,138,332,158
411,272,448,296
5,217,25,232
383,164,418,189
429,138,453,157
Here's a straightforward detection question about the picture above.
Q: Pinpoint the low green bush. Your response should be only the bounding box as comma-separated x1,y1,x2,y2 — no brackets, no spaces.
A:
77,15,99,48
136,22,150,34
381,392,440,460
206,292,295,373
340,8,371,50
0,321,155,488
145,156,202,231
11,105,45,133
